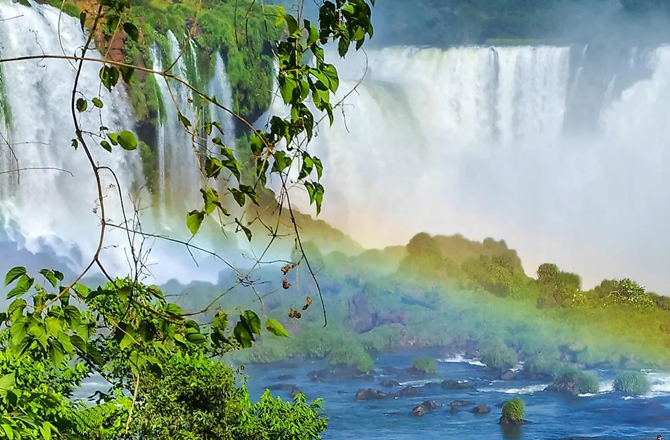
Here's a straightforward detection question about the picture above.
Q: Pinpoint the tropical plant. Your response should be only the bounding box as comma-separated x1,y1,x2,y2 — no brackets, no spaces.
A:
0,0,375,438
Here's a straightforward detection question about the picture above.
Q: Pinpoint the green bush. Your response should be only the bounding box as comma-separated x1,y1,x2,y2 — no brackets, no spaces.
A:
523,355,566,379
481,343,518,370
327,344,374,373
501,397,525,422
613,371,651,395
412,357,438,374
553,367,599,395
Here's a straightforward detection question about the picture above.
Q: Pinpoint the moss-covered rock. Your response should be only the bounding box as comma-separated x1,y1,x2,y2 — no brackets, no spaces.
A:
500,397,528,425
411,357,438,375
547,367,599,395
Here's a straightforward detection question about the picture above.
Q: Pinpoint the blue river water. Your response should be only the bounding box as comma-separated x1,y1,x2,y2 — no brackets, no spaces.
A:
242,348,670,440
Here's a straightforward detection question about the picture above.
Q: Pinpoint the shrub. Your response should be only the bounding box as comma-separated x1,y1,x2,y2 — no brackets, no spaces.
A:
481,343,518,370
613,371,651,395
501,397,525,422
412,357,438,375
523,355,566,379
553,367,599,395
327,344,374,373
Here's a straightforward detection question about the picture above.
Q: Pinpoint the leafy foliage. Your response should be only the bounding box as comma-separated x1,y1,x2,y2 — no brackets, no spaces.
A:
552,367,599,395
411,357,438,375
501,397,524,422
481,342,518,370
613,371,651,395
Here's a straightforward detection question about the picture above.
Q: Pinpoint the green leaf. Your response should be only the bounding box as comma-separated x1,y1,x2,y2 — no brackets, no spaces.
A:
204,156,223,179
305,181,325,215
200,187,219,215
39,422,51,440
185,330,207,345
235,218,252,242
100,140,112,153
233,321,253,348
107,132,119,146
76,98,87,112
275,6,285,26
92,97,104,108
119,332,133,350
123,22,138,41
45,317,62,337
63,306,81,327
118,130,137,151
322,64,340,93
164,303,183,317
7,275,34,299
221,147,241,181
5,267,26,286
178,112,191,129
230,188,246,207
265,317,290,337
79,11,86,30
39,269,58,288
313,156,324,180
299,154,314,179
240,310,261,335
285,14,299,35
120,65,135,85
72,138,78,149
0,373,15,391
99,65,119,91
186,210,204,236
1,424,13,440
272,150,291,173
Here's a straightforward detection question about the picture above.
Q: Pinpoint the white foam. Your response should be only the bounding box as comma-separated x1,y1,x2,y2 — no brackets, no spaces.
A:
438,353,486,367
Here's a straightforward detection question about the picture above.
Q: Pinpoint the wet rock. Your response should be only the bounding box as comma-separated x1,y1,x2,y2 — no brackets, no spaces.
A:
500,369,516,381
309,366,374,382
393,386,422,398
290,388,303,398
441,380,471,390
470,404,491,414
449,406,459,414
499,416,531,425
545,381,577,394
412,400,442,416
277,374,295,381
355,388,388,401
380,379,400,388
450,400,474,408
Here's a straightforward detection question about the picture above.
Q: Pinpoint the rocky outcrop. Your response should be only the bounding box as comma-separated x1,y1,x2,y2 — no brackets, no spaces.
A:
470,404,491,414
394,386,422,398
412,400,442,416
380,379,400,388
450,400,474,408
441,380,471,390
355,388,388,401
309,366,374,382
546,381,577,394
348,292,407,334
499,416,531,425
500,369,516,381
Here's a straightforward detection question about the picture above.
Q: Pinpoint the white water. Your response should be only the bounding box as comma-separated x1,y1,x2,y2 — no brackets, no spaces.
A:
275,45,670,293
0,3,240,284
0,0,141,274
208,53,236,148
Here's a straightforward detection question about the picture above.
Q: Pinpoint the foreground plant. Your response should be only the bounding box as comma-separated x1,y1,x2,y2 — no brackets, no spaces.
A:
0,0,375,438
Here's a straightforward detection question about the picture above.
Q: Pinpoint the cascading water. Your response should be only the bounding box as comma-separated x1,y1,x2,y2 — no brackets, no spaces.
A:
0,0,142,275
276,45,670,292
208,53,236,148
0,2,241,284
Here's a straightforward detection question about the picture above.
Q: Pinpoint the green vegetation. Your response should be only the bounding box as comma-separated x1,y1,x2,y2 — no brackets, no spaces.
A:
614,371,651,395
481,342,518,370
328,342,374,373
501,398,525,422
0,0,375,438
412,357,438,374
552,368,600,395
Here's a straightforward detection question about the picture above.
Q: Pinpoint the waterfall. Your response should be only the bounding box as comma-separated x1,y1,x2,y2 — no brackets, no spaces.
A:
208,53,235,148
0,2,242,284
0,0,142,274
276,45,670,292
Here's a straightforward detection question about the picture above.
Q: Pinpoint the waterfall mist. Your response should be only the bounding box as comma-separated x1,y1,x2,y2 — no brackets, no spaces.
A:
281,45,670,293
